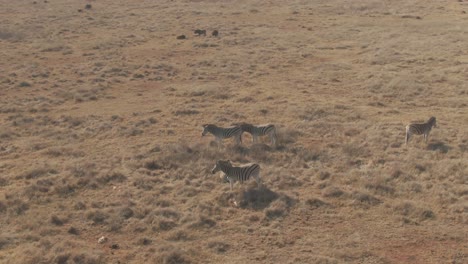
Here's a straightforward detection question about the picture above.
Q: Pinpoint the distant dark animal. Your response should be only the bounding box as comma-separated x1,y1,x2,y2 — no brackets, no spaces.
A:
194,29,206,36
176,35,186,40
85,4,92,10
212,30,219,37
405,117,437,145
235,122,277,146
202,124,242,147
211,160,261,191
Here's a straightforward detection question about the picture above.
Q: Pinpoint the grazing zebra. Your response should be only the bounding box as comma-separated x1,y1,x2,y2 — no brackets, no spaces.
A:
236,122,277,146
405,116,437,145
211,160,261,191
202,124,242,146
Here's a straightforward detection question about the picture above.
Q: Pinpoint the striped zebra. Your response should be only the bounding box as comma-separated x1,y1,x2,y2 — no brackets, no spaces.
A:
236,122,277,146
405,116,437,145
202,124,243,146
211,160,261,190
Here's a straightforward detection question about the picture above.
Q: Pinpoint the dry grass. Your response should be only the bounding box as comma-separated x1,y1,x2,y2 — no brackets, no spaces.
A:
0,0,467,263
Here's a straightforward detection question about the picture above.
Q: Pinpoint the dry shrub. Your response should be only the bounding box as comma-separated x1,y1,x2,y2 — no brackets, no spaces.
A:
342,142,370,159
54,183,76,197
70,252,104,264
305,198,329,209
350,191,382,207
154,220,177,232
364,177,396,196
87,210,109,224
189,216,216,229
0,237,13,250
207,241,230,254
97,172,127,184
276,175,303,190
157,250,192,264
235,186,279,210
264,195,295,220
318,171,331,180
119,207,134,219
68,227,79,235
322,186,346,198
21,168,58,180
394,201,435,223
50,215,65,226
167,230,191,241
7,199,29,215
275,127,301,145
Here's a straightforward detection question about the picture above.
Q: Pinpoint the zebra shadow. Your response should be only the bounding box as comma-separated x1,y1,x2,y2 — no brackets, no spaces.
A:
427,141,451,153
217,185,280,210
236,186,279,210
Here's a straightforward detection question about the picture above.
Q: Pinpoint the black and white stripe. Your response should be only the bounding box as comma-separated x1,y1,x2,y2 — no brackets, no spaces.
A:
211,160,261,190
405,116,437,145
237,123,277,146
202,124,242,146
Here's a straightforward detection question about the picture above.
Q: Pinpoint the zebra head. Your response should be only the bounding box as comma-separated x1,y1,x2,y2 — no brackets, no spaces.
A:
211,159,232,174
428,117,436,128
202,124,212,137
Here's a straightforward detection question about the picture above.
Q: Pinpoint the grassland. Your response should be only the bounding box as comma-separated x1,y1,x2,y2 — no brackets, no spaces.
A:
0,0,467,263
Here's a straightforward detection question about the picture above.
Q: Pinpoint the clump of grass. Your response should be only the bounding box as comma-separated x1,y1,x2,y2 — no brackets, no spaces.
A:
173,110,200,116
157,250,192,264
351,191,381,207
97,172,127,184
54,183,76,197
167,230,191,241
119,207,134,219
136,238,152,246
207,241,230,253
87,210,109,224
21,168,58,180
394,201,436,223
18,81,31,87
322,186,345,198
189,216,216,229
68,227,79,235
305,198,328,209
264,194,295,220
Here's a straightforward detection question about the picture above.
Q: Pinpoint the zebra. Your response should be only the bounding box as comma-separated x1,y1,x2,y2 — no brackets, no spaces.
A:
211,160,261,190
235,122,277,146
202,124,243,146
405,116,437,145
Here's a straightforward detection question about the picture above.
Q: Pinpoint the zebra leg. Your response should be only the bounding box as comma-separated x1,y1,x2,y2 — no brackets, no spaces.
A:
216,137,223,148
255,174,262,188
253,135,258,144
235,134,242,145
270,131,277,146
405,128,410,145
229,179,234,191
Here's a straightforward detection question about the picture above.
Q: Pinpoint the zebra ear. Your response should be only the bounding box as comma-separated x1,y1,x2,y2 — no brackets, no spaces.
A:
202,124,208,127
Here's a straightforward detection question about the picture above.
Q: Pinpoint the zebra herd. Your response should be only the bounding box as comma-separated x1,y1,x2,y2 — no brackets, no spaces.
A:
203,117,437,191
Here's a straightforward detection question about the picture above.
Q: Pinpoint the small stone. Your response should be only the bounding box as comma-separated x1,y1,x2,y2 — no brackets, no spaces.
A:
98,236,107,244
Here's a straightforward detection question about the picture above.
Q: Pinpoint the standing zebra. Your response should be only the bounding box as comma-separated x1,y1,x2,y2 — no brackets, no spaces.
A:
202,124,243,147
405,116,437,145
211,160,261,190
235,122,277,146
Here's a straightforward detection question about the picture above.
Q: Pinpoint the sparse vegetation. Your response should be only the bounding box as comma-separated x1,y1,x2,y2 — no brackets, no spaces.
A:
0,0,466,263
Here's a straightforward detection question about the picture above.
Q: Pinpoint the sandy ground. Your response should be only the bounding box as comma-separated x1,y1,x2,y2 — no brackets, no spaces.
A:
0,0,467,263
